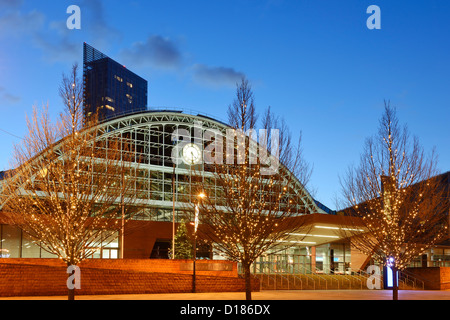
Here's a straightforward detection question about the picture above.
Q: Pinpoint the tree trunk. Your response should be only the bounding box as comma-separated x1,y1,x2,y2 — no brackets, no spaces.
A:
68,287,75,301
392,266,398,301
244,264,252,301
67,263,78,301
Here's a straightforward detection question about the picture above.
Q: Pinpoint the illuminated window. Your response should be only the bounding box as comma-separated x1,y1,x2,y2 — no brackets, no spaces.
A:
126,94,133,104
127,82,133,88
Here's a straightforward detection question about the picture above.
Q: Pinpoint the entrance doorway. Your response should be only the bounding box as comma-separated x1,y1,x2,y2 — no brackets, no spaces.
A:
150,239,171,259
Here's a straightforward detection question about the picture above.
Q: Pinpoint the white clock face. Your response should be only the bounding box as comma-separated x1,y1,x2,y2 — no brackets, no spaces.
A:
182,143,202,165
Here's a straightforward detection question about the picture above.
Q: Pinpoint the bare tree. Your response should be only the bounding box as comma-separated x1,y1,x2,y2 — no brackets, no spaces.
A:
227,78,257,132
0,64,140,300
193,78,313,300
338,101,449,300
261,106,312,188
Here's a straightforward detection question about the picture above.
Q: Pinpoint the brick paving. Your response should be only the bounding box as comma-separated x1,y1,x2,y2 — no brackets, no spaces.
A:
0,290,449,300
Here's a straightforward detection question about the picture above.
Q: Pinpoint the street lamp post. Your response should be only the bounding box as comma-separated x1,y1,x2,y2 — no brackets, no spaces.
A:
193,192,206,293
120,161,125,259
172,163,176,259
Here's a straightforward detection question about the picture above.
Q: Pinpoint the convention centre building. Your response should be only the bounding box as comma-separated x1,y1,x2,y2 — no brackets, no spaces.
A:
0,44,448,283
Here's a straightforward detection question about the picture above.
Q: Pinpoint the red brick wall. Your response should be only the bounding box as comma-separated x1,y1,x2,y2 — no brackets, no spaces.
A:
406,267,450,290
0,260,259,297
0,258,238,277
440,267,450,290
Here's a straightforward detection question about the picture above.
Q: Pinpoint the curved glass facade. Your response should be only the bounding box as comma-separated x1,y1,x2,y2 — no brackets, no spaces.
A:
79,110,325,221
0,110,325,260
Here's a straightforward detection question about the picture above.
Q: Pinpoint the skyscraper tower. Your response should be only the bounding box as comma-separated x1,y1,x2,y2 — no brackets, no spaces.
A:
83,43,148,122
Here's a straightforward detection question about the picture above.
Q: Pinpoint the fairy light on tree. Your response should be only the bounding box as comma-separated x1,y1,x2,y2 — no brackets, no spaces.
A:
0,64,141,300
192,78,313,300
338,101,449,300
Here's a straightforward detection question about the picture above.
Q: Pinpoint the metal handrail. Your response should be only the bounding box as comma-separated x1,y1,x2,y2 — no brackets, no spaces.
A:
249,259,368,290
243,261,295,290
252,262,277,290
248,261,306,290
399,270,425,290
291,263,316,290
320,266,359,289
315,268,339,290
264,262,297,290
350,268,377,290
271,260,323,290
237,271,263,292
248,258,432,291
351,267,425,290
272,262,308,290
341,268,365,290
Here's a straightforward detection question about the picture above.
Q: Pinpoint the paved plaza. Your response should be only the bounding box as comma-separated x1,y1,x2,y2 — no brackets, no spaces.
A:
1,290,449,300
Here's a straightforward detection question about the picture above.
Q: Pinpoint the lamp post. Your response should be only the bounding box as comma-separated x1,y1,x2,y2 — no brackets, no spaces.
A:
172,163,176,259
193,192,206,293
120,161,125,259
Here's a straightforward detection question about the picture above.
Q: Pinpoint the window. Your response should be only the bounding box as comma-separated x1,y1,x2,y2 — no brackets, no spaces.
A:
21,233,40,258
85,231,120,259
0,225,21,258
101,232,119,259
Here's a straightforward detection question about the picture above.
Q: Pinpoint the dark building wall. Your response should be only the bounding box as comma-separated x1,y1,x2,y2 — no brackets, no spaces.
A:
123,220,211,260
406,267,450,290
83,43,148,122
123,220,174,259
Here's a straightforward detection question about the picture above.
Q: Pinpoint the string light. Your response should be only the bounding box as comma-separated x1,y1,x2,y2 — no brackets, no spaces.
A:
343,105,448,273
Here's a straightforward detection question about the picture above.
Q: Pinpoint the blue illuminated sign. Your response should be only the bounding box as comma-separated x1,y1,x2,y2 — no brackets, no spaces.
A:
383,257,399,289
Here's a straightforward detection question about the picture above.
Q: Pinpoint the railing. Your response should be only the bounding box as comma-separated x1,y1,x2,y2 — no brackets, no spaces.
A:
320,266,363,290
264,259,324,290
240,258,432,291
291,263,316,290
352,267,380,290
352,266,426,291
242,261,309,290
407,259,450,268
240,261,369,290
399,269,425,290
255,262,300,290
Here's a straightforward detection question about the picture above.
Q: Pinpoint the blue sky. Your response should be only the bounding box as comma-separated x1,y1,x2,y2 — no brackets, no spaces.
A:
0,0,449,210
